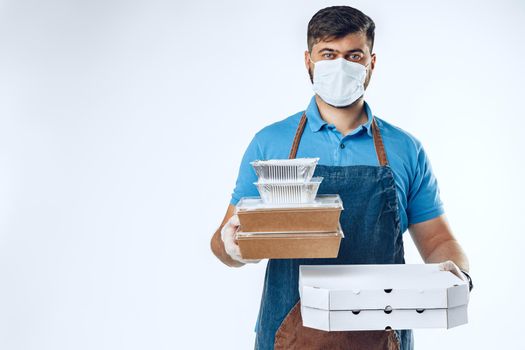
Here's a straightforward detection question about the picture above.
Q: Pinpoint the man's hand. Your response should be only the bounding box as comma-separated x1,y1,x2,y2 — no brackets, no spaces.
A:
438,260,467,282
221,214,261,265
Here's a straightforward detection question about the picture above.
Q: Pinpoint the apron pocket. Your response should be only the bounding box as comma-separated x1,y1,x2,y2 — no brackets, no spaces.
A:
274,301,400,350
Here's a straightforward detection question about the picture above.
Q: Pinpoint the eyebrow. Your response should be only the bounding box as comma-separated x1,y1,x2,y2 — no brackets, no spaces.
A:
318,48,365,54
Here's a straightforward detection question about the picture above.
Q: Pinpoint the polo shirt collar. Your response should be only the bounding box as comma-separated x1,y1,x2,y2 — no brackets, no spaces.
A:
305,95,375,137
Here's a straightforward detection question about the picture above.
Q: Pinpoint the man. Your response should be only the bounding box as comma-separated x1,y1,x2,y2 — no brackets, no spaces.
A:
210,6,472,350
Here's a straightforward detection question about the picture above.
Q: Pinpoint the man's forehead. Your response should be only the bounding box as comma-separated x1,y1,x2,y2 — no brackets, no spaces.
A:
312,32,369,53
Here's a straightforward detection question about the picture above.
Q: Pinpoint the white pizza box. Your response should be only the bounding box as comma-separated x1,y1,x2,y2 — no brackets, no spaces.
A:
299,264,469,331
299,264,469,310
300,304,468,331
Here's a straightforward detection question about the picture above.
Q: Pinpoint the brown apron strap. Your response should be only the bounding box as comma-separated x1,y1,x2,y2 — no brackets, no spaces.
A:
288,110,389,166
371,117,388,166
288,112,307,159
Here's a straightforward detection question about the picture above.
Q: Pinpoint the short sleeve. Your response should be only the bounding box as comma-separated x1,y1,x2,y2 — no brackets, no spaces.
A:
229,134,263,206
406,142,445,225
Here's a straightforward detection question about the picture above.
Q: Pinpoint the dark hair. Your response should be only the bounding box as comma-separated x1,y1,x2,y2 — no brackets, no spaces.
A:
307,6,375,53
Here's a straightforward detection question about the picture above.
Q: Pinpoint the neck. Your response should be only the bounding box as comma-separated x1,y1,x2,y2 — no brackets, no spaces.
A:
315,95,368,136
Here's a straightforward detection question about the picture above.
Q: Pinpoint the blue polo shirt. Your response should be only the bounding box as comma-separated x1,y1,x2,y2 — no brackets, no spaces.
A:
230,95,444,234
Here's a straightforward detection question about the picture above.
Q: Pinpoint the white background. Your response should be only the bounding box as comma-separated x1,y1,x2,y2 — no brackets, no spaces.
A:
1,0,524,349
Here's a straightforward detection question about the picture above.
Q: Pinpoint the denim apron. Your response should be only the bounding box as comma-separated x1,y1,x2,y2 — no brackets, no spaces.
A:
254,112,414,350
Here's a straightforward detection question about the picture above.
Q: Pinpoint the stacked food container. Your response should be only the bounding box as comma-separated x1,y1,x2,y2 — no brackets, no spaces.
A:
235,158,344,259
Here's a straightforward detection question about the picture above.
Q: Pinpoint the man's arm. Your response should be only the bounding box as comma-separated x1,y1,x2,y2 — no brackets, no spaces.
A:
210,204,245,268
409,214,469,272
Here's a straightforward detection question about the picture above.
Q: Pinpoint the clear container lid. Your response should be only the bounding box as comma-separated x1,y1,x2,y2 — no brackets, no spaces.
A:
250,157,319,183
237,223,345,237
250,157,319,167
236,194,344,212
253,177,323,186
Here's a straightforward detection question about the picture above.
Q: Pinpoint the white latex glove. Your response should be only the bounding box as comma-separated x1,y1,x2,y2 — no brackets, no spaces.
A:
220,214,261,265
438,260,467,282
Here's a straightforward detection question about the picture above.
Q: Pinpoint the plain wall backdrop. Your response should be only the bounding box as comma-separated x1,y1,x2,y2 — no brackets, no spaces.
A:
1,0,524,349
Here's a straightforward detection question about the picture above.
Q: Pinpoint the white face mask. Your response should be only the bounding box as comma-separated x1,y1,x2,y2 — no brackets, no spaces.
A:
311,57,368,107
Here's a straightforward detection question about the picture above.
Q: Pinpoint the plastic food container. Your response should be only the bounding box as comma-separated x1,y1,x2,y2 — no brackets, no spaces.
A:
254,177,323,204
235,194,343,233
236,224,344,259
250,157,319,183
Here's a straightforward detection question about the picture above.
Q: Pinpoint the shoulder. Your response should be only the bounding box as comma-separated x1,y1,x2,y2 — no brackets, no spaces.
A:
251,110,304,158
375,116,423,154
254,110,303,139
374,116,429,182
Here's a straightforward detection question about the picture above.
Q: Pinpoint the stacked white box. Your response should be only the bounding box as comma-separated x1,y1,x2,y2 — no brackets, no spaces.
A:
299,264,469,331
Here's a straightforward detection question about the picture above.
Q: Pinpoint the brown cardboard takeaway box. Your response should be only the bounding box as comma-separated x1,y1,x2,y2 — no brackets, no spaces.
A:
236,225,344,259
235,194,344,233
235,195,344,259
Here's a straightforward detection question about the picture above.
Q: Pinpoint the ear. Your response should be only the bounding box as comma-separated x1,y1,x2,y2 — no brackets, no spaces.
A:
370,52,377,71
304,50,312,70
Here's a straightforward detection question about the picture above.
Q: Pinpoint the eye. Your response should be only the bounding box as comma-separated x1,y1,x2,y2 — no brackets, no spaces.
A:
322,53,334,59
347,54,363,61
